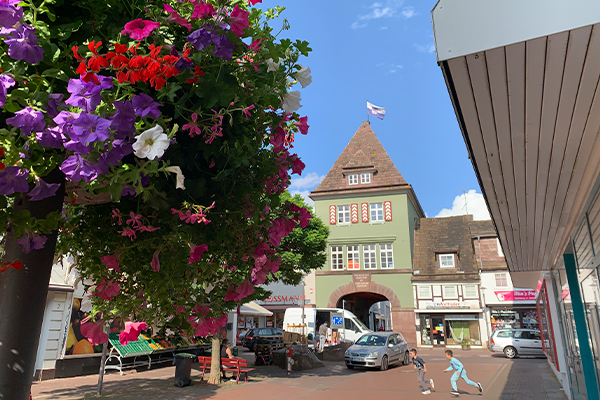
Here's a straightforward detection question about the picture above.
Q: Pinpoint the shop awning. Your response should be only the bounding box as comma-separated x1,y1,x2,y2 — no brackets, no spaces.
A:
433,0,600,272
236,301,273,316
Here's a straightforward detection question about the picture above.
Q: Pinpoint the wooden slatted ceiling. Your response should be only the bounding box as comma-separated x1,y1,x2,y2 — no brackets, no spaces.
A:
444,22,600,271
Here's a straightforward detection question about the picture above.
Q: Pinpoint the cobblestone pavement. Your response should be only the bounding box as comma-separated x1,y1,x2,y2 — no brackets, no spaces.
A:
31,348,566,400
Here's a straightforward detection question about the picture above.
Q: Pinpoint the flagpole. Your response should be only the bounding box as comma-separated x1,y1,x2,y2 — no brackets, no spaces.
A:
367,100,369,123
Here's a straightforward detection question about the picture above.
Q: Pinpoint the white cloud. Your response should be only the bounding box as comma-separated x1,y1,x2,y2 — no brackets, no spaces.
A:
415,43,436,54
380,26,388,30
351,1,415,29
435,190,491,221
290,172,325,191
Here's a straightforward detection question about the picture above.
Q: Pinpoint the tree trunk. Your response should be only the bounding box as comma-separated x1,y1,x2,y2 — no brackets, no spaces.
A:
207,335,222,384
0,169,65,400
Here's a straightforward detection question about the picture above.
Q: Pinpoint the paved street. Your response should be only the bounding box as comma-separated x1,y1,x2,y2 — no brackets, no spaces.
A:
31,348,566,400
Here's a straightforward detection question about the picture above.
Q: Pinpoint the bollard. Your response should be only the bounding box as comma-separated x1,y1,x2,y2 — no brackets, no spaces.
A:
286,345,294,375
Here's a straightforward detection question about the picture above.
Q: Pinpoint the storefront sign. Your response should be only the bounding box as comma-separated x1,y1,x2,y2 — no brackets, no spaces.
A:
353,273,371,289
256,281,304,306
494,290,536,301
259,295,305,304
425,301,469,309
444,314,479,320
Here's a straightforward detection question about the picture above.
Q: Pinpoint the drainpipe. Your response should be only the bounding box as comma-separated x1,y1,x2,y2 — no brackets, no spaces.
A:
477,236,491,346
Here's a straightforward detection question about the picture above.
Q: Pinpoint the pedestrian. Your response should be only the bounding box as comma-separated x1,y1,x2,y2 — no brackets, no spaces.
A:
442,350,483,396
220,338,236,381
410,348,434,395
318,321,328,352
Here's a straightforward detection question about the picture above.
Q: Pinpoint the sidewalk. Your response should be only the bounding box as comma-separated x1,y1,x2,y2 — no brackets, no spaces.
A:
31,349,567,399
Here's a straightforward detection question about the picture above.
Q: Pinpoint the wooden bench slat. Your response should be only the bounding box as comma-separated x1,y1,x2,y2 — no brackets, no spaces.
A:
197,356,253,384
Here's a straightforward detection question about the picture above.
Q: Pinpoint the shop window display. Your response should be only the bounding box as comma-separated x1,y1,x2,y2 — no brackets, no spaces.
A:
445,318,481,346
420,315,431,345
490,308,538,331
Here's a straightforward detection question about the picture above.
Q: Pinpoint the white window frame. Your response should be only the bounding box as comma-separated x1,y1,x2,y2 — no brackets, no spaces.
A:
439,253,456,269
495,273,508,288
337,205,350,224
331,246,344,270
347,245,360,270
464,285,478,299
348,174,358,185
443,285,458,299
418,285,432,298
380,243,394,269
363,244,377,269
370,203,384,222
497,238,504,257
361,173,371,184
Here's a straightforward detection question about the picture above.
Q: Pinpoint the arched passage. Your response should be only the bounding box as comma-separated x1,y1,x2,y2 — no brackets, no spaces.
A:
335,292,388,330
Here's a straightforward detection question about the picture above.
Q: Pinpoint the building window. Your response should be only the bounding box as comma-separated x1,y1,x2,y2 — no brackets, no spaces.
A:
380,244,394,269
418,286,432,298
443,285,458,299
497,238,504,257
338,205,350,224
347,245,360,269
331,246,344,270
464,285,478,299
370,203,384,222
363,244,377,269
495,273,508,288
439,253,455,269
361,173,371,183
348,174,358,185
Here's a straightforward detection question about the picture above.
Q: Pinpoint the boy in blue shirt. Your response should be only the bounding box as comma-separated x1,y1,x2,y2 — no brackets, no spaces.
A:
410,349,434,395
443,350,483,396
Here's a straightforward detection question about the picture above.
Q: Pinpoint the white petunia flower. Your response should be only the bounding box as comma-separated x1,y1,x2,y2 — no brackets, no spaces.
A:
266,58,280,72
165,166,186,190
293,65,312,88
282,91,302,113
132,125,171,160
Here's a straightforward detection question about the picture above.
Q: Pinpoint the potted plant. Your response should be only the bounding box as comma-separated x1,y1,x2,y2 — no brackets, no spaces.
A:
461,338,471,350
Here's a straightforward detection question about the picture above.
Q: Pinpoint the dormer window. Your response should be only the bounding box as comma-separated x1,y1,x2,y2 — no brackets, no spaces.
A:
348,174,358,185
439,253,456,269
361,173,371,183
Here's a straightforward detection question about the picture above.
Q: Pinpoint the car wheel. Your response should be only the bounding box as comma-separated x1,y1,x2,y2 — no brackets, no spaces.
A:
347,365,354,370
380,355,389,371
403,351,410,365
504,346,517,359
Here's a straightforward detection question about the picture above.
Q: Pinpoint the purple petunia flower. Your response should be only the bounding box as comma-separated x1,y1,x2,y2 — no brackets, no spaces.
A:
0,73,15,108
121,185,135,196
110,100,136,138
0,1,23,29
187,28,213,51
71,112,111,144
6,106,45,136
36,127,67,149
65,78,103,113
0,166,29,195
4,24,44,64
60,154,98,183
27,178,61,201
213,33,234,60
16,231,47,253
63,140,93,155
132,93,162,119
44,93,66,119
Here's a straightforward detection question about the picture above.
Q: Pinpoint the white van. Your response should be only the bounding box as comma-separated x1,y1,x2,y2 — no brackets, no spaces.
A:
283,307,372,343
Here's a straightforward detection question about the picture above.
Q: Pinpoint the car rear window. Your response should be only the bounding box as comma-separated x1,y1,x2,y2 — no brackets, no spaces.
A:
496,331,513,338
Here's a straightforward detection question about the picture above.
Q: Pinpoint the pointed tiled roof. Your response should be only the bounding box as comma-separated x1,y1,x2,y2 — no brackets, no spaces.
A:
310,121,410,197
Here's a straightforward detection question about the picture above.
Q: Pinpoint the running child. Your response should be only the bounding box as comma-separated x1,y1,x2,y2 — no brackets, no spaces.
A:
410,348,434,395
442,350,483,396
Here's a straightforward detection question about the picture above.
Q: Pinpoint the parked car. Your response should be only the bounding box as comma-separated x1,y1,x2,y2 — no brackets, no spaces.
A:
489,328,545,358
344,332,410,371
243,327,283,351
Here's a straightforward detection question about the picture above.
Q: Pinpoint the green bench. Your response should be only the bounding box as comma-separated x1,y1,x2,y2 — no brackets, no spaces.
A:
104,333,154,375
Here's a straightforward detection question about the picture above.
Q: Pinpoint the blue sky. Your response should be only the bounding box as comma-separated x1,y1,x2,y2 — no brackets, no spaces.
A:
267,0,490,219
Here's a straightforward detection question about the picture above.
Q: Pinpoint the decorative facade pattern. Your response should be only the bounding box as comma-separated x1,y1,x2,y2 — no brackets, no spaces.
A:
361,203,369,223
351,203,359,223
384,201,393,221
329,205,336,225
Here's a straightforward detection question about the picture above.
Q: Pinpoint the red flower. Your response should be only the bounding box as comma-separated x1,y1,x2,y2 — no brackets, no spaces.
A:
106,43,129,68
72,45,85,60
162,55,179,78
86,41,108,72
186,65,205,84
0,260,23,273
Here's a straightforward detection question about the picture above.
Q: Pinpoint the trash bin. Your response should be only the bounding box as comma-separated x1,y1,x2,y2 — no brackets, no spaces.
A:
174,353,195,387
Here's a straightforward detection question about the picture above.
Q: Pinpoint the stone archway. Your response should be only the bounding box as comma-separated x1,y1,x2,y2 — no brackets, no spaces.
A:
327,281,416,343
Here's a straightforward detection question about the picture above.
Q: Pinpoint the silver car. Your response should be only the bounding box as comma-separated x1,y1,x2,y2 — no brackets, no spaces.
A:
489,328,545,358
344,332,410,370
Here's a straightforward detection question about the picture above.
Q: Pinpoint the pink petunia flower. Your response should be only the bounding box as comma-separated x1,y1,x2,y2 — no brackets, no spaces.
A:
121,19,161,41
92,279,121,300
188,243,208,264
101,252,121,272
151,249,160,272
191,2,216,19
296,116,309,135
288,153,305,175
242,105,255,119
80,318,108,345
119,321,147,346
120,227,137,240
224,280,255,302
248,0,262,5
228,5,249,37
164,4,191,31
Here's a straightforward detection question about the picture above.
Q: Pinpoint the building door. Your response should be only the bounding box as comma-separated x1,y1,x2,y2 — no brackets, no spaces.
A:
431,316,445,346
